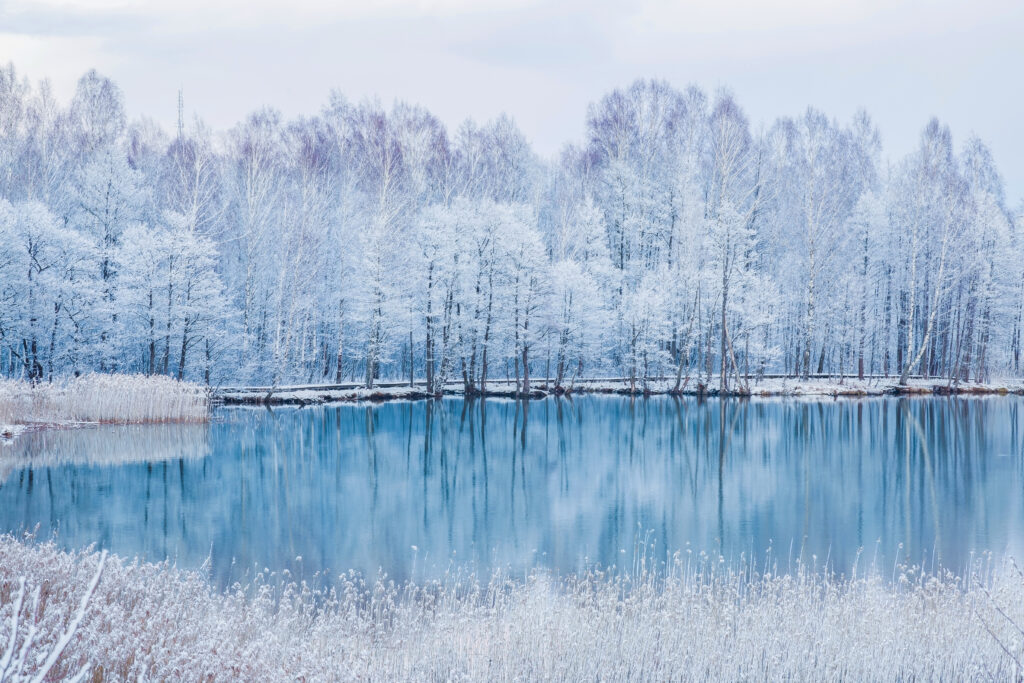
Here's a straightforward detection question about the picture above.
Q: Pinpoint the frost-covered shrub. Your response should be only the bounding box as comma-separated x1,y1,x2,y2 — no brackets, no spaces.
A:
0,374,209,427
0,551,106,682
2,536,1024,681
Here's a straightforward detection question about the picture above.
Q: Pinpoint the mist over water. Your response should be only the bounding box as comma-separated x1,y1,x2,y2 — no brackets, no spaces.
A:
1,396,1022,586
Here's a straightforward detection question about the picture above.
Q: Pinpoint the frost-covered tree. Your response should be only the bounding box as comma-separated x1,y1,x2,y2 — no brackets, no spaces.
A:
547,259,605,389
768,109,869,378
0,201,89,381
705,92,761,391
501,206,548,395
890,120,971,385
72,146,148,370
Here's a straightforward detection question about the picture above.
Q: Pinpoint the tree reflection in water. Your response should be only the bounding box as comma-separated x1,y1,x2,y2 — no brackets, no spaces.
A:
0,396,1022,587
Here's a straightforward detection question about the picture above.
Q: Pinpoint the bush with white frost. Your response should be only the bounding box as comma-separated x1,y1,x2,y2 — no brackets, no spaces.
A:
2,536,1024,681
0,374,209,428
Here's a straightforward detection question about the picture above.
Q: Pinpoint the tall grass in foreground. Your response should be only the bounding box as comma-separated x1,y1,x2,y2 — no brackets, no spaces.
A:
0,374,209,426
2,537,1024,681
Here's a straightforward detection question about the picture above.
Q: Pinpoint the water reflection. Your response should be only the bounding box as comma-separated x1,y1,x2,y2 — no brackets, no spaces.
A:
0,423,210,563
0,423,209,484
0,397,1022,586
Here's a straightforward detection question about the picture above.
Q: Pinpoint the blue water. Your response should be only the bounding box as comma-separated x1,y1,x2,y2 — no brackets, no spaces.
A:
1,396,1023,585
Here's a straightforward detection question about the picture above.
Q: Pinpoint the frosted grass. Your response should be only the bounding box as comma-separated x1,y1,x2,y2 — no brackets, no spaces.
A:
2,536,1023,681
0,374,209,428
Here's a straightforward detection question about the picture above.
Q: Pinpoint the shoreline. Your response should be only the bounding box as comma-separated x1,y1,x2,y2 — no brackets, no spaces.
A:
217,376,1024,406
4,375,1021,437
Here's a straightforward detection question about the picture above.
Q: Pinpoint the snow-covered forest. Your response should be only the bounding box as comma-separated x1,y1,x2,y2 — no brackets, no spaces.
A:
1,66,1021,392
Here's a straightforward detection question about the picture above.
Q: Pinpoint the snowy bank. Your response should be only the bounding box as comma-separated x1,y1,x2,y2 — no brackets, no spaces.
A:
1,536,1022,680
218,376,1024,406
219,385,437,406
0,374,210,432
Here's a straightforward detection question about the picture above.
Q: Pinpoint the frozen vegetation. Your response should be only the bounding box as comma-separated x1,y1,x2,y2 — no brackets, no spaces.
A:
0,535,1023,680
0,66,1023,396
0,374,209,436
2,61,1024,681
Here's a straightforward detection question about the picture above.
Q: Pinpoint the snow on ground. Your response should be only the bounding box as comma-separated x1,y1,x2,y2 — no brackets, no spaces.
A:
219,376,1024,406
219,385,436,405
746,376,1024,396
1,535,1022,680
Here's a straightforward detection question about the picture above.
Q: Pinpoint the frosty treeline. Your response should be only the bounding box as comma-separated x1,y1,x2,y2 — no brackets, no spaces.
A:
1,67,1021,392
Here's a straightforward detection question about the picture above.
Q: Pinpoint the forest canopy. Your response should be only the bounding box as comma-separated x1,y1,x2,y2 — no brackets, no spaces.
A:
0,66,1020,391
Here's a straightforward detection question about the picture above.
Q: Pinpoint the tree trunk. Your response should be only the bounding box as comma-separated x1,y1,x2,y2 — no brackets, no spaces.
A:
521,343,530,396
720,276,729,393
177,320,190,380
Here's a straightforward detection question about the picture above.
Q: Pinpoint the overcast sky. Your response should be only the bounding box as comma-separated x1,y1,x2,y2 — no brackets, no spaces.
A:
1,0,1022,202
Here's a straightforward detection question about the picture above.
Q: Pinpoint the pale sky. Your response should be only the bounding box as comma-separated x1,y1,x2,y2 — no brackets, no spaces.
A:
1,0,1022,202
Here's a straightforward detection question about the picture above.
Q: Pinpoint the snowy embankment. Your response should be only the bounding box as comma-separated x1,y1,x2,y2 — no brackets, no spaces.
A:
218,384,438,406
1,536,1023,681
218,376,1024,406
0,374,210,442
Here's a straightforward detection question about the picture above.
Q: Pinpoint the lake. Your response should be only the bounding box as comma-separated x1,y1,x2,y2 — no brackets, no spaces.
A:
1,396,1022,586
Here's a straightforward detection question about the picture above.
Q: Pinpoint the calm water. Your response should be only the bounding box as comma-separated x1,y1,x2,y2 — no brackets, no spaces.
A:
1,396,1023,585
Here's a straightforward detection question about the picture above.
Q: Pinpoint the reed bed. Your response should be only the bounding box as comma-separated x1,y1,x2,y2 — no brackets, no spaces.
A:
0,374,209,427
2,536,1023,681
